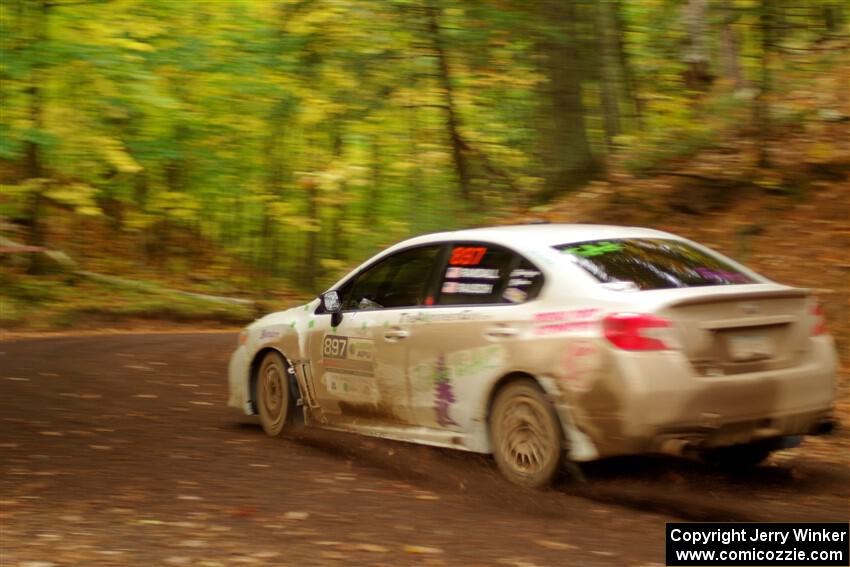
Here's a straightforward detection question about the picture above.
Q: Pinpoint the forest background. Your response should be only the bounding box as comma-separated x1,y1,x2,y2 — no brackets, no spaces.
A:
0,0,847,352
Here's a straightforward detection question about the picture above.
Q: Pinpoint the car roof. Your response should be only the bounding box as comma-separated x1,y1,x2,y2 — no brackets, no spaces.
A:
328,223,688,291
394,224,677,251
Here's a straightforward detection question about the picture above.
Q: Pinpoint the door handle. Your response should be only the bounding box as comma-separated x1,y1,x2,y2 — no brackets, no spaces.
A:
485,326,519,339
383,328,410,341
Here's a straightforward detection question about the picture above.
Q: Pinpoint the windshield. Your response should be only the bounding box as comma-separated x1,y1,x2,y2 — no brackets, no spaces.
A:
554,238,758,290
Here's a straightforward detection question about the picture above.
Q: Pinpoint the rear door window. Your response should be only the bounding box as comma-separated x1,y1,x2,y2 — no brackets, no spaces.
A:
436,244,543,305
554,238,756,290
502,258,544,304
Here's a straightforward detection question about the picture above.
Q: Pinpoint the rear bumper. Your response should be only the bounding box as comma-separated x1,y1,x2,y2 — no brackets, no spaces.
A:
650,408,834,457
584,336,837,457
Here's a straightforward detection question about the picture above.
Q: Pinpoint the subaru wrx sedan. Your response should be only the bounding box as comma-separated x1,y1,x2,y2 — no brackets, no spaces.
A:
227,225,837,486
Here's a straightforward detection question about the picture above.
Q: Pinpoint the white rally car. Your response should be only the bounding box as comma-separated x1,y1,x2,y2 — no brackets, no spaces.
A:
228,224,837,486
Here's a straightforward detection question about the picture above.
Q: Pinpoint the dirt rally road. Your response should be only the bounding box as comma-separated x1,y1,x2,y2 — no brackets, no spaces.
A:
1,333,848,567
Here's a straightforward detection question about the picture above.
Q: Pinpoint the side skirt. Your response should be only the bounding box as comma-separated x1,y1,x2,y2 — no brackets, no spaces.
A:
313,422,485,454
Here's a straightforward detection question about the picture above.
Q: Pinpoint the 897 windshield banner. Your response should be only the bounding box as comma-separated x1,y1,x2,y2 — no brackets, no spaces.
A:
666,522,849,566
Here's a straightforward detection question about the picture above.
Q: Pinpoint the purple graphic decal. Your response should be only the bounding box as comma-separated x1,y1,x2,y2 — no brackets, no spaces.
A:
694,267,749,283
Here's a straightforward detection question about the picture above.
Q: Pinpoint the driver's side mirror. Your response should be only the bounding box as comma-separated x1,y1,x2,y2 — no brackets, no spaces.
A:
321,290,343,327
322,290,341,313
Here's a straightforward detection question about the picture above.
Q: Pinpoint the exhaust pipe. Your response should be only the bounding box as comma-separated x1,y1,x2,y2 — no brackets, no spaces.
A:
659,438,700,458
810,418,836,436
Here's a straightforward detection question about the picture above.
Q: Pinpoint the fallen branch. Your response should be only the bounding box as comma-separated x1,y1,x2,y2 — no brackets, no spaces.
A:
75,271,255,306
0,245,47,253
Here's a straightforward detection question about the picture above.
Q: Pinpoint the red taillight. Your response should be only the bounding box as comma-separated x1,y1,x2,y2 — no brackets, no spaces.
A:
811,303,827,336
603,313,675,351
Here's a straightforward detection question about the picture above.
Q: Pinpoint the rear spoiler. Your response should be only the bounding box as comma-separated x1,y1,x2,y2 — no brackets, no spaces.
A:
666,288,810,308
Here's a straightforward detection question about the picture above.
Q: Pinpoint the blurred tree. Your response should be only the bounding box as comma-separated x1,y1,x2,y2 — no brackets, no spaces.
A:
0,0,846,290
718,0,745,91
424,0,471,201
755,0,774,168
596,0,624,150
681,0,713,90
535,0,597,200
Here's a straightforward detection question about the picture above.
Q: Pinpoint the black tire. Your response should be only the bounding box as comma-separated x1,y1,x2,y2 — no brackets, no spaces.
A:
702,441,774,471
256,352,292,437
489,379,564,488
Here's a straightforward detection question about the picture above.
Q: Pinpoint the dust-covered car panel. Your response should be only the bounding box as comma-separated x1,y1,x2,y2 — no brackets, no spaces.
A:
227,224,837,487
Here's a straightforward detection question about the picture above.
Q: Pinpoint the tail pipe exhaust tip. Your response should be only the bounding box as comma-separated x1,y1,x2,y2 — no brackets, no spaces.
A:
811,418,837,436
659,438,700,458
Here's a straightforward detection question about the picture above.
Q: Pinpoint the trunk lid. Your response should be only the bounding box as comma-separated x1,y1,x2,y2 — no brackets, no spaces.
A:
654,286,812,375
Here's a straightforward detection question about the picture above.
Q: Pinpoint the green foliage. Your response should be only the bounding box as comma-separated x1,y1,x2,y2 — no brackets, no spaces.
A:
0,0,846,293
0,297,24,326
618,99,720,173
3,278,59,304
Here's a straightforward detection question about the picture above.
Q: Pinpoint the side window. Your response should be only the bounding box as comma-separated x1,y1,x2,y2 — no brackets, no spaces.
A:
502,258,544,304
341,246,440,311
436,244,544,306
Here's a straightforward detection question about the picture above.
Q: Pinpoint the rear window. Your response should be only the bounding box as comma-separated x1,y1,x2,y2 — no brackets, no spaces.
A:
554,238,756,290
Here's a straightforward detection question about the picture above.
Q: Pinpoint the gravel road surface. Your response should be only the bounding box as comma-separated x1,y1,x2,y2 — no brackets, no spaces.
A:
2,333,847,566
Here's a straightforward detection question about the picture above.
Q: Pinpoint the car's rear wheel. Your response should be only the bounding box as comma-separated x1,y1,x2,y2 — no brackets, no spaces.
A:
257,351,291,437
490,379,563,488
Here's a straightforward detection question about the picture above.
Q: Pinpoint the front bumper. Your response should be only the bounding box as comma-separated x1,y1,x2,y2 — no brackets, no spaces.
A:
227,345,252,414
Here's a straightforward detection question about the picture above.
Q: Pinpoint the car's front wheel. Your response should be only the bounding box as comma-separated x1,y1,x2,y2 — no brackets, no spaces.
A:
257,351,292,437
490,379,564,488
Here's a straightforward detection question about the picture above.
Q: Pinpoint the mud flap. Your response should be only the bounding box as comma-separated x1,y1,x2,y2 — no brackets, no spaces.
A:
293,361,327,424
537,376,600,463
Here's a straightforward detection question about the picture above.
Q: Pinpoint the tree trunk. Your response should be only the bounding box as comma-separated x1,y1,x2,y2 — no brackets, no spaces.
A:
612,0,643,129
302,177,319,292
364,135,381,231
681,0,714,90
25,0,49,274
597,0,621,152
425,0,471,201
262,101,288,282
719,0,745,91
755,0,774,168
536,1,596,201
259,202,274,290
165,123,187,192
330,128,347,261
24,0,47,180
